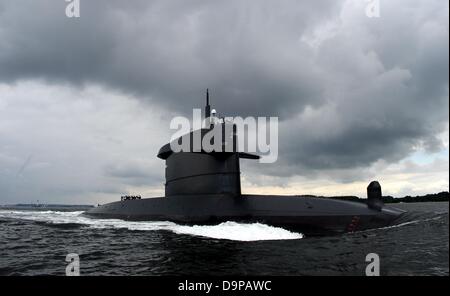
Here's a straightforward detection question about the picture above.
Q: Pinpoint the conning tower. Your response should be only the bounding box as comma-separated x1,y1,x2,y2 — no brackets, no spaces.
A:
157,90,258,197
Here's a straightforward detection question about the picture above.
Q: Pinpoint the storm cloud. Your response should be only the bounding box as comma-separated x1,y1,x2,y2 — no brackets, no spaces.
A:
0,0,448,203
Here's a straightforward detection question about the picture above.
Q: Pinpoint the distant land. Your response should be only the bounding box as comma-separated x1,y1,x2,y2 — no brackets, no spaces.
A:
312,191,450,203
0,204,94,211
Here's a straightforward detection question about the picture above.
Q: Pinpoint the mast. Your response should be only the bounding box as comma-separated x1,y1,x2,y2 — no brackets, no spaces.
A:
205,88,211,119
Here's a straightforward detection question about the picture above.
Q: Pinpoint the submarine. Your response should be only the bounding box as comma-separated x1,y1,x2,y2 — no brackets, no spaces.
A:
84,90,405,236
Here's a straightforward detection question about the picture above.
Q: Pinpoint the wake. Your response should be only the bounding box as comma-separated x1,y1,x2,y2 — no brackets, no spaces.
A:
0,210,303,241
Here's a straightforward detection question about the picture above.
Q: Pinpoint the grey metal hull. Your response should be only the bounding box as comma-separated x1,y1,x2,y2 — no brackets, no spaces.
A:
83,194,405,236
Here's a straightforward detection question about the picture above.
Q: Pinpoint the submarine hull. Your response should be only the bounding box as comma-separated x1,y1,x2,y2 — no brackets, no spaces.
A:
83,194,404,236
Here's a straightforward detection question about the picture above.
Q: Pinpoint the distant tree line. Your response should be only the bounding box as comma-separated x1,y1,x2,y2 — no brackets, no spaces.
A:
380,191,449,203
311,191,449,203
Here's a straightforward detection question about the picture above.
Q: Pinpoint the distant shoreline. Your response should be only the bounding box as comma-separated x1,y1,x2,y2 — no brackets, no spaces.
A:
0,204,94,211
314,191,450,204
1,192,448,211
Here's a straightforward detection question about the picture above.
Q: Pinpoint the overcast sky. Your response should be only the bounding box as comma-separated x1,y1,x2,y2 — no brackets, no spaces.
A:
0,0,448,204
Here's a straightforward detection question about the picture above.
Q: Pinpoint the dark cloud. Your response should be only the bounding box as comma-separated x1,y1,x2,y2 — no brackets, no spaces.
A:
0,0,342,117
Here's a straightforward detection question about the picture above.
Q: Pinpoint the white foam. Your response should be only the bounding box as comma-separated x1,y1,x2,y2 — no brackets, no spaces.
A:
174,221,303,241
0,210,303,241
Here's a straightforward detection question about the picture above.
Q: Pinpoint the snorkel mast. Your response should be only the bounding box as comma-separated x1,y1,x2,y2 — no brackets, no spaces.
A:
205,88,211,121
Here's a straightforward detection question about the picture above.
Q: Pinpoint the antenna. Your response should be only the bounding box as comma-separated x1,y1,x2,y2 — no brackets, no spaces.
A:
205,88,211,119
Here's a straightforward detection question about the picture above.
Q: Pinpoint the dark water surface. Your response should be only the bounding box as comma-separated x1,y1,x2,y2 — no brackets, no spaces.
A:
0,202,448,276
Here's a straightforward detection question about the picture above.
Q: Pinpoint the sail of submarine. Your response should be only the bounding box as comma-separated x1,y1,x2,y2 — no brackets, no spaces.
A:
84,90,405,236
